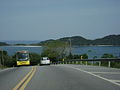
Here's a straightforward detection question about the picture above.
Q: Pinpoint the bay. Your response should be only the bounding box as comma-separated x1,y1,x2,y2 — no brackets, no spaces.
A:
72,46,120,58
0,46,120,59
0,46,42,56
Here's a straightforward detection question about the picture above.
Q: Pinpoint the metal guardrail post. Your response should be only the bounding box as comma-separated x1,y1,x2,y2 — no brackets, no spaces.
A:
108,61,111,68
76,61,78,64
86,61,88,65
99,61,101,66
59,59,120,68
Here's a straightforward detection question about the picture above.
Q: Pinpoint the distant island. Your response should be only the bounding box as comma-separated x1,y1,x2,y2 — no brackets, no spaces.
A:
0,34,120,46
0,42,9,46
37,34,120,46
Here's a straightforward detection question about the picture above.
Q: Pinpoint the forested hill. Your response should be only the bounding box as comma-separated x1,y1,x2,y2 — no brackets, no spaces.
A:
58,36,91,45
91,35,120,45
59,35,120,45
0,42,9,46
39,35,120,46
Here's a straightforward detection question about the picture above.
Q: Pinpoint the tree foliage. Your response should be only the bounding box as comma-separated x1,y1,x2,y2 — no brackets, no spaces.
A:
0,50,16,67
29,53,41,65
0,42,9,46
101,53,117,58
38,34,120,46
101,53,120,68
41,40,69,62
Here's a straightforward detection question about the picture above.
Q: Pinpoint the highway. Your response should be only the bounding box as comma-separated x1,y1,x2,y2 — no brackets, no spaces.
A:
0,64,120,90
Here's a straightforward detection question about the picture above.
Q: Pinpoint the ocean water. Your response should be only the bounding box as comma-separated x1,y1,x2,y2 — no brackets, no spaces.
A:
0,46,42,56
0,46,120,59
1,40,40,44
72,46,120,58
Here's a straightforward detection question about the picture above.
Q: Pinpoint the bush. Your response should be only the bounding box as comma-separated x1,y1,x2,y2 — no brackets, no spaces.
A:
29,53,41,65
101,53,119,68
101,53,117,58
0,50,16,67
41,40,68,63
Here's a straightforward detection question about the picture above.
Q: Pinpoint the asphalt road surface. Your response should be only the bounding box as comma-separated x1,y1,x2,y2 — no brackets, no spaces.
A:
0,64,120,90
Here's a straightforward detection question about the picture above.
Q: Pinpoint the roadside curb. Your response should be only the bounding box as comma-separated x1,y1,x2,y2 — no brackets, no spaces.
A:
0,67,16,73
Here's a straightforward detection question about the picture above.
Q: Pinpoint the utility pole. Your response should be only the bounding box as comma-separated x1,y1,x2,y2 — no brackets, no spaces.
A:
69,38,72,54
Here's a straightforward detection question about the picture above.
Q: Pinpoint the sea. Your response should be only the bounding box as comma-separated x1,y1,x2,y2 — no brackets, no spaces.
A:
0,45,120,59
1,40,40,44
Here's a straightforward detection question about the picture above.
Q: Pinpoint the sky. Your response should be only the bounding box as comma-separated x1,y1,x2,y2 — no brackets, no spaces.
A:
0,0,120,41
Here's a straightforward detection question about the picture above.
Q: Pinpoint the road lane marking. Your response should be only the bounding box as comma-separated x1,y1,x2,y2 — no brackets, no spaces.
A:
110,80,120,82
20,66,36,90
0,67,16,72
90,72,120,74
13,67,34,90
63,65,120,87
13,66,36,90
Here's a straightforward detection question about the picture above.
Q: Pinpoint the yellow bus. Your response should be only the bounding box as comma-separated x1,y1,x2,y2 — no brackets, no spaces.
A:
16,50,30,66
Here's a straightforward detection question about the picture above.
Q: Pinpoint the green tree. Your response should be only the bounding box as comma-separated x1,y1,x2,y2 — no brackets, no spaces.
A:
80,54,88,59
41,40,69,62
66,52,73,59
0,50,16,67
73,54,80,59
30,53,41,65
101,53,119,68
93,56,97,59
101,53,117,58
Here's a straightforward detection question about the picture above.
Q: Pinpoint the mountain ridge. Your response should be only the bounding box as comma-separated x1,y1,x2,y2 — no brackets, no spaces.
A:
1,34,120,46
38,34,120,46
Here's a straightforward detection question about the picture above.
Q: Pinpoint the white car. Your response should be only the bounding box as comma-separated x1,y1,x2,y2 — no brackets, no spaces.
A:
40,57,50,65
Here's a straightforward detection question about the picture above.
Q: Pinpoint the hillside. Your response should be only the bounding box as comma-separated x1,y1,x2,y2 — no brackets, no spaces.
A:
58,36,91,45
36,39,55,46
38,34,120,46
0,42,9,46
92,35,120,45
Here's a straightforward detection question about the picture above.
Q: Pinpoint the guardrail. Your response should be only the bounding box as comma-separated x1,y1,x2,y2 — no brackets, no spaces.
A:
58,58,120,68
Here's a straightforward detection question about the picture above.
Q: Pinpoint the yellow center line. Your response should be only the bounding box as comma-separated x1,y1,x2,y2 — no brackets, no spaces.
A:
19,67,36,90
13,66,36,90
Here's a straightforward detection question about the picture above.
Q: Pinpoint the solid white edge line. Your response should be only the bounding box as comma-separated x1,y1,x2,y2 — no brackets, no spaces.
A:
0,67,15,72
63,65,120,87
90,72,120,74
110,80,120,82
